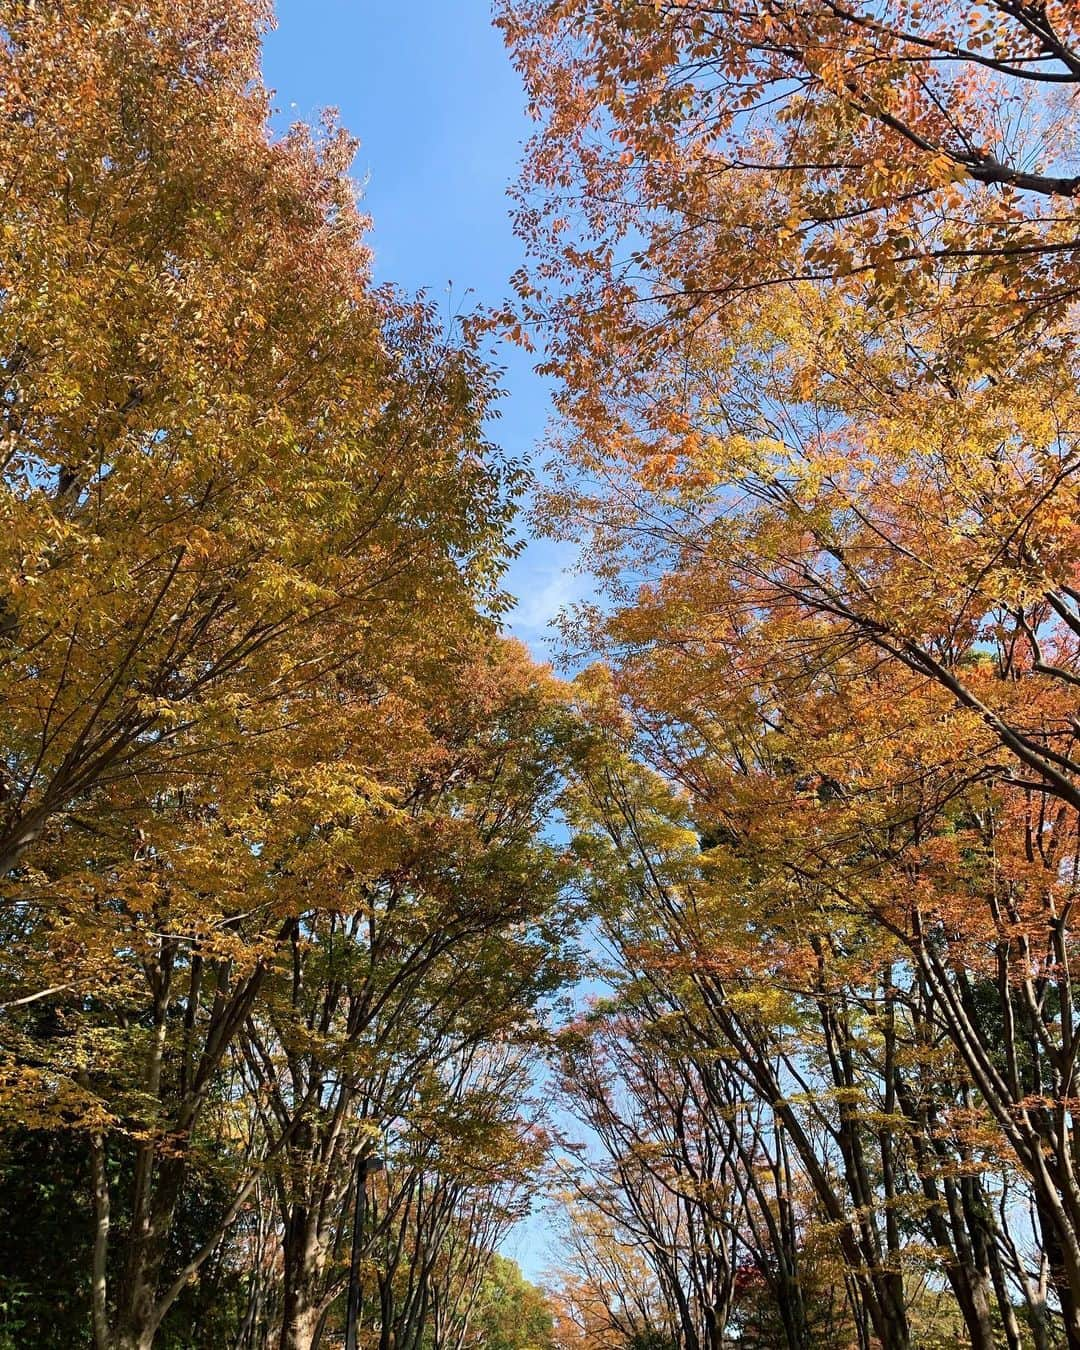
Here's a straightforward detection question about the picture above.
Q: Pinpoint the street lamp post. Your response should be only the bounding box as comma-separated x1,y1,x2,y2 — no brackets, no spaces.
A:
344,1153,384,1350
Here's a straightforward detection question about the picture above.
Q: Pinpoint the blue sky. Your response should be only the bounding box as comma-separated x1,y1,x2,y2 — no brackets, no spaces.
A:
262,1,579,1279
263,0,579,668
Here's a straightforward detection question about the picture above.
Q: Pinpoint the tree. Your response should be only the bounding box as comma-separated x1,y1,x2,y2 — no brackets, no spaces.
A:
0,6,574,1350
554,1009,743,1350
0,630,574,1350
502,11,1080,1336
464,1256,556,1350
556,670,1062,1348
0,0,516,884
233,640,574,1349
538,303,1080,1339
500,0,1080,378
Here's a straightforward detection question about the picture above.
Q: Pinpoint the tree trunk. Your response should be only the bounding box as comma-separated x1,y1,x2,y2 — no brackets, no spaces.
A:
279,1300,321,1350
1036,1194,1080,1350
279,1204,326,1350
114,1156,187,1350
90,1132,111,1350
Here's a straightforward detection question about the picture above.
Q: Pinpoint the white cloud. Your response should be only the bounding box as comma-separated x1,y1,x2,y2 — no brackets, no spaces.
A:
504,540,592,666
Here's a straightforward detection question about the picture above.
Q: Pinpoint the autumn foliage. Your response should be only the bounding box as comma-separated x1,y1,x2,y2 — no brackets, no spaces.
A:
9,1,1080,1348
0,5,567,1350
503,2,1080,1349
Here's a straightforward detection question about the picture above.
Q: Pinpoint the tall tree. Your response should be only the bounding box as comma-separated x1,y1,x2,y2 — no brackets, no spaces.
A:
500,0,1080,372
0,0,516,881
502,9,1080,1335
0,5,572,1349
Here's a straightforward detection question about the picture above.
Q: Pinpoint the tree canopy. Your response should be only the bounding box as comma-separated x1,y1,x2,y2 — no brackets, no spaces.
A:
8,1,1080,1348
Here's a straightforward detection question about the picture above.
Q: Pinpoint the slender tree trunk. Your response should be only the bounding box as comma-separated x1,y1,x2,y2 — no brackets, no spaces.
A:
694,978,895,1347
914,932,1080,1336
1036,1193,1080,1350
90,1131,112,1350
958,1172,1013,1350
1026,1281,1054,1350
